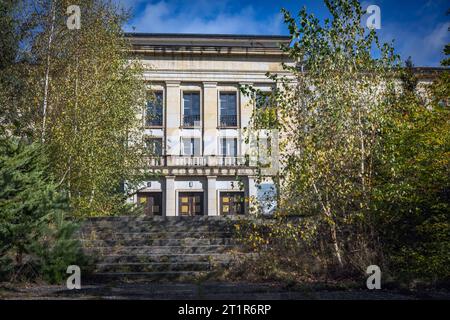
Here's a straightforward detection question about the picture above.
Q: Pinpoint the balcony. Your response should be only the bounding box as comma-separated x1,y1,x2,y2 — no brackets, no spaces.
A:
146,155,249,167
169,156,208,166
217,156,247,166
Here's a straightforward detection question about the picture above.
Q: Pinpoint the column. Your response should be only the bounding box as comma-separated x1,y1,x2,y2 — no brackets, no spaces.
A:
239,82,253,156
165,81,181,156
207,176,218,216
247,176,258,214
203,82,218,157
165,176,176,216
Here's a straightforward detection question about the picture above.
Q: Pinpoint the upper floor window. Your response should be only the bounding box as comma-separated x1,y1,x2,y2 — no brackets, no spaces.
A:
146,91,163,127
220,138,238,157
255,92,271,109
145,137,163,156
254,91,278,129
219,92,238,127
183,92,201,127
181,137,201,156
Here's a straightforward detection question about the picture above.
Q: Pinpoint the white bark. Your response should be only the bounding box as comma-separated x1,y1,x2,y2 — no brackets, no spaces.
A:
41,1,56,143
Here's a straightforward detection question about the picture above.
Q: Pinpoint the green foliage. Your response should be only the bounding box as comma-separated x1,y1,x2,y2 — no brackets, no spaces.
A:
241,0,449,285
0,137,66,261
249,0,400,271
373,66,450,282
2,0,149,217
0,136,88,283
30,212,90,284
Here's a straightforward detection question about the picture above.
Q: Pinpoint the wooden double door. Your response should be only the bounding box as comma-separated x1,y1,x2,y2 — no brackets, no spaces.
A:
220,192,245,215
179,192,204,216
137,192,163,216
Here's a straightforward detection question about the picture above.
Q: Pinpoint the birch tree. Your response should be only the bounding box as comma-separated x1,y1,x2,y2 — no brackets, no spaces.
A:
246,0,400,269
7,0,148,216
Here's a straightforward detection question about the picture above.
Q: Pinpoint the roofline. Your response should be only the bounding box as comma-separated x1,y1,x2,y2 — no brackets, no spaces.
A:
124,32,292,41
410,67,449,72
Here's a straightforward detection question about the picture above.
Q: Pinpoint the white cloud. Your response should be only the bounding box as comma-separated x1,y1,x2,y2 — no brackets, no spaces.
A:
379,21,449,66
123,0,284,35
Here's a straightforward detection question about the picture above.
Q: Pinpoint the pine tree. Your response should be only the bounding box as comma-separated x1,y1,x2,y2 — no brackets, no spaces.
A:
0,136,66,279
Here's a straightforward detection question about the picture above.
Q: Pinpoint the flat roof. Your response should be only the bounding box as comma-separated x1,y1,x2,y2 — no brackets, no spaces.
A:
124,33,291,40
125,33,292,56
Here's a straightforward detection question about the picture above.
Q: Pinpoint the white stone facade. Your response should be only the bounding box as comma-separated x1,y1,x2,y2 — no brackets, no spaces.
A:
127,33,292,217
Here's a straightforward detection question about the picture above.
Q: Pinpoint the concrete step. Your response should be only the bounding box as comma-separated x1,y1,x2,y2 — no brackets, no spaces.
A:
97,253,246,264
84,244,239,255
79,217,236,233
90,271,211,282
79,231,234,240
96,262,217,273
79,226,234,234
83,216,240,226
78,216,248,282
81,238,237,247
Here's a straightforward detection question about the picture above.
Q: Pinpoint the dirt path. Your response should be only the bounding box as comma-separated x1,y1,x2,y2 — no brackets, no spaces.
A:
1,281,449,300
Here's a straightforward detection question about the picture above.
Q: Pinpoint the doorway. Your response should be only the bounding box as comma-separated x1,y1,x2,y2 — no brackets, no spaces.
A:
178,192,204,216
137,192,163,216
219,192,245,215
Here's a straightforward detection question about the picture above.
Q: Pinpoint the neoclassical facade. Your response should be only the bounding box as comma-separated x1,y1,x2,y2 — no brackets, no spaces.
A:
126,33,292,216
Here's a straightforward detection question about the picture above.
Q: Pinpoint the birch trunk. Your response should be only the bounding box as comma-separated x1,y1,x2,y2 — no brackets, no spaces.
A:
41,1,56,143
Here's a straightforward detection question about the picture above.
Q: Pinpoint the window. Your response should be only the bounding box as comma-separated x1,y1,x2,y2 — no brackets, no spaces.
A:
254,91,278,129
255,92,271,109
219,92,237,127
145,138,163,156
183,92,201,127
220,138,237,157
146,91,163,127
181,138,201,156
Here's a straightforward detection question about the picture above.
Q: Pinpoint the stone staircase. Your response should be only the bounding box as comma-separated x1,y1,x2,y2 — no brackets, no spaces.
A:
78,216,247,282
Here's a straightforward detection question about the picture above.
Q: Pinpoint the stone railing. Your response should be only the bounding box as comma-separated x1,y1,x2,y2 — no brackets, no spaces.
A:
217,156,247,166
146,155,250,167
168,156,208,167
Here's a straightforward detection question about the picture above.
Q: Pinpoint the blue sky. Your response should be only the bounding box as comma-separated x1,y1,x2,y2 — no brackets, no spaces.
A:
116,0,449,66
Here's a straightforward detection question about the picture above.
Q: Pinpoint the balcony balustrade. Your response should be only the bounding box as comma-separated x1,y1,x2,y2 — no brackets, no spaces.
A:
146,155,249,167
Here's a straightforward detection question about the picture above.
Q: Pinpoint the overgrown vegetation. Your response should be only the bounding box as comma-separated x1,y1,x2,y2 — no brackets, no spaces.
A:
0,0,147,283
1,0,149,217
236,0,449,287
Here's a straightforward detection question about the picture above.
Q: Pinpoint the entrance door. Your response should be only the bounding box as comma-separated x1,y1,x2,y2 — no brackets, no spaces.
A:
220,192,245,215
137,192,163,216
178,192,204,216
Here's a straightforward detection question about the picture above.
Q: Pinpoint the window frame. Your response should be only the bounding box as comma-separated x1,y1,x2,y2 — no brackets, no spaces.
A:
218,137,238,157
218,91,239,128
145,91,164,128
180,137,202,156
145,136,164,157
181,91,202,128
255,91,271,109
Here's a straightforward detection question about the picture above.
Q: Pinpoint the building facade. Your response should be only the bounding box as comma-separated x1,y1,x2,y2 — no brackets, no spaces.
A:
126,33,292,217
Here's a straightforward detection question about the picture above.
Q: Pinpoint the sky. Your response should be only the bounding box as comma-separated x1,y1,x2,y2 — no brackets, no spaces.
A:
115,0,449,67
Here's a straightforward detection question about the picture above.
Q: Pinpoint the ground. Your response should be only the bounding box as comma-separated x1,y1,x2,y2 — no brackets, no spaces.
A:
1,281,449,300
